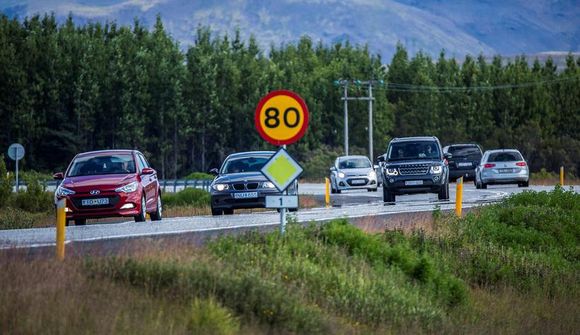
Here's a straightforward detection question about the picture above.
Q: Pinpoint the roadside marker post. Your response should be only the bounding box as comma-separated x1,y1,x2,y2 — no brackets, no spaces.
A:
325,177,330,207
455,177,463,217
560,166,564,186
56,198,66,261
255,90,309,235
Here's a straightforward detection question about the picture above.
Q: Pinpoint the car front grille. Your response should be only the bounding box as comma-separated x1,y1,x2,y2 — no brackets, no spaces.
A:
71,195,120,209
398,164,430,175
347,178,369,186
232,182,260,191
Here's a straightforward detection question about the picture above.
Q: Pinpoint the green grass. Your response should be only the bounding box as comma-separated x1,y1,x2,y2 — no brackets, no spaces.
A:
161,188,211,208
184,172,215,180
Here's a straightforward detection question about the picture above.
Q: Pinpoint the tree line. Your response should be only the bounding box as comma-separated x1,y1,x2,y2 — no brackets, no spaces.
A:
0,14,578,178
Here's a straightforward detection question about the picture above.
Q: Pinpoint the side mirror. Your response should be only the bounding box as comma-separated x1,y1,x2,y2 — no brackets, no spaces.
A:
329,166,337,172
377,155,385,163
444,153,453,159
141,167,155,175
209,168,219,176
373,165,379,170
53,172,64,180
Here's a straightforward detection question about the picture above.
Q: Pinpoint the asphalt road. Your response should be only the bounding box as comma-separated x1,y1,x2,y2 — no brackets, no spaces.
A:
0,183,564,250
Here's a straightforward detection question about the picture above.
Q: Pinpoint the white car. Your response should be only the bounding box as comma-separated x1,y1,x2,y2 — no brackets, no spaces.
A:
475,149,530,189
329,155,378,193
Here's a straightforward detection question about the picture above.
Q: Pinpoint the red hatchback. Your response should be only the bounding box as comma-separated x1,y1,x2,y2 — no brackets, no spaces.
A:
53,150,162,225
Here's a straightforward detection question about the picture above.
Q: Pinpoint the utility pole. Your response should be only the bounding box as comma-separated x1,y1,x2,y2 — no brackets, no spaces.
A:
334,79,383,160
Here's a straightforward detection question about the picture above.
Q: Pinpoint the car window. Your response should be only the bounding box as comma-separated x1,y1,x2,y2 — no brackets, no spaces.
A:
387,141,440,161
448,146,482,159
488,152,523,162
68,154,136,177
338,158,371,169
222,156,270,174
137,154,150,169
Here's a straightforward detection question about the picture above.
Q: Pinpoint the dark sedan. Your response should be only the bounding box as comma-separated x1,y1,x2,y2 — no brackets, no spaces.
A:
209,151,298,215
443,144,483,182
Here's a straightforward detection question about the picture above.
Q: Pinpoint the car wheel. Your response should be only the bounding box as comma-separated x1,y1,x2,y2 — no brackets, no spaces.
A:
289,207,298,212
211,207,223,216
383,187,395,203
134,195,146,222
223,208,234,215
75,219,86,226
518,181,529,188
481,182,487,189
438,182,450,201
150,194,162,221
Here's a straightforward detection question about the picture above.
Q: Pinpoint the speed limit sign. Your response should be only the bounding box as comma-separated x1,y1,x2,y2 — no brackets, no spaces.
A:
254,90,309,146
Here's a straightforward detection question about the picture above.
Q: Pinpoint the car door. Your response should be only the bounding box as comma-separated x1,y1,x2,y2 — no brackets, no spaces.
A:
137,153,157,209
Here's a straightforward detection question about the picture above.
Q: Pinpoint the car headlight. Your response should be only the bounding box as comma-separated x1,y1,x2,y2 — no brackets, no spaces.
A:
337,171,345,178
212,183,229,191
262,181,275,189
115,181,138,193
385,168,399,176
430,165,443,174
55,186,75,197
368,170,377,179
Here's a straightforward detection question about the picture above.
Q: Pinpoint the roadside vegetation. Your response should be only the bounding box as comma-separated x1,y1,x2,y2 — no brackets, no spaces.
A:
1,187,577,333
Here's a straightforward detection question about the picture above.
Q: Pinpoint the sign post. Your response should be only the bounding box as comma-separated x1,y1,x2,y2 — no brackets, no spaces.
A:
255,90,309,235
7,143,25,193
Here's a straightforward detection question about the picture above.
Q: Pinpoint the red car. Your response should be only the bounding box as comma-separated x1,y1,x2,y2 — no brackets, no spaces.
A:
53,150,162,225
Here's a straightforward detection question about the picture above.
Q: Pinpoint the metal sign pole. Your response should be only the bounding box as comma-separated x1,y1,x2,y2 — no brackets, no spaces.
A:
280,144,287,235
14,147,19,193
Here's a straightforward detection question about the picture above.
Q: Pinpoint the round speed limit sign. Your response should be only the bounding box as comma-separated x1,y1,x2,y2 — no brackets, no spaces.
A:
255,90,309,146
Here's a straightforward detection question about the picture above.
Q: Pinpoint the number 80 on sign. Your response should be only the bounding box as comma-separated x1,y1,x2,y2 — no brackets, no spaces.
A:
255,90,309,146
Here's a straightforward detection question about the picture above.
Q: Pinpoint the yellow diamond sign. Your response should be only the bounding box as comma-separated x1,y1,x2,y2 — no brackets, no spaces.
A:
261,148,303,192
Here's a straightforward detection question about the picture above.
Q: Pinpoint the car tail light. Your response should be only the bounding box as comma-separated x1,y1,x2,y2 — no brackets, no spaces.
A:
443,159,448,166
515,162,527,167
484,163,496,168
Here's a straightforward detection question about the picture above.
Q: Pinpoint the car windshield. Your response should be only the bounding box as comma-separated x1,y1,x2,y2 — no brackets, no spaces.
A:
448,146,482,159
338,158,371,169
68,154,136,177
387,141,440,161
488,152,523,162
222,156,270,174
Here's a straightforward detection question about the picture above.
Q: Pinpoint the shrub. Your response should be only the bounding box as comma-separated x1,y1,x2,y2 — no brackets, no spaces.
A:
0,155,12,208
0,207,40,230
12,172,53,213
187,298,240,335
161,188,211,208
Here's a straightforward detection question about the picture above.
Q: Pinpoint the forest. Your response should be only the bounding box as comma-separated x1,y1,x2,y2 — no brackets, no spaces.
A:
0,14,578,179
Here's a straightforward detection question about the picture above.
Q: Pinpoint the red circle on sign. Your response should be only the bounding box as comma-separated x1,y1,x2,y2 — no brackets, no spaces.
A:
254,90,309,146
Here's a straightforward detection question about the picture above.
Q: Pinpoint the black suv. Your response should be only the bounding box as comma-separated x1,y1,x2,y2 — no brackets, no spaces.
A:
377,136,451,203
443,144,482,182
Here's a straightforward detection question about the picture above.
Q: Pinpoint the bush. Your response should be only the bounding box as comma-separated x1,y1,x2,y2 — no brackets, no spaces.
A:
184,172,215,180
161,188,211,208
0,207,41,230
0,155,12,208
12,172,53,213
187,298,240,335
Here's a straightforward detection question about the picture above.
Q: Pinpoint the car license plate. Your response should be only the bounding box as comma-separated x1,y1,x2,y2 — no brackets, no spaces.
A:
81,198,109,206
405,180,423,186
233,192,258,199
351,179,366,185
499,168,513,173
458,162,472,167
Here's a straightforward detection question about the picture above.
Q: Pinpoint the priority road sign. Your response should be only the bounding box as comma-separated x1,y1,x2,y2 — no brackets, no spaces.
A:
260,148,303,192
255,90,309,146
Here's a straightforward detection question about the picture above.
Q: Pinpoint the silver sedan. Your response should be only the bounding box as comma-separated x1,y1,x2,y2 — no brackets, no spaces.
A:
475,149,529,189
329,155,378,193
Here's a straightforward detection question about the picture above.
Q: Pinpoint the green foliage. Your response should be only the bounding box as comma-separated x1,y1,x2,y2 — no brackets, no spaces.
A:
184,172,214,180
161,188,210,208
187,298,240,335
12,172,54,213
429,187,580,296
0,207,41,230
0,155,11,207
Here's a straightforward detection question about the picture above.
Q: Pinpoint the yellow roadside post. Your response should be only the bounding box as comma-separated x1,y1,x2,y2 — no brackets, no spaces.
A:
56,198,66,261
325,177,330,207
455,177,463,217
560,166,564,186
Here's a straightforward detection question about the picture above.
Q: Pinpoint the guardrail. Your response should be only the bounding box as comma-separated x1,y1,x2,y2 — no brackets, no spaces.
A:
16,179,213,193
